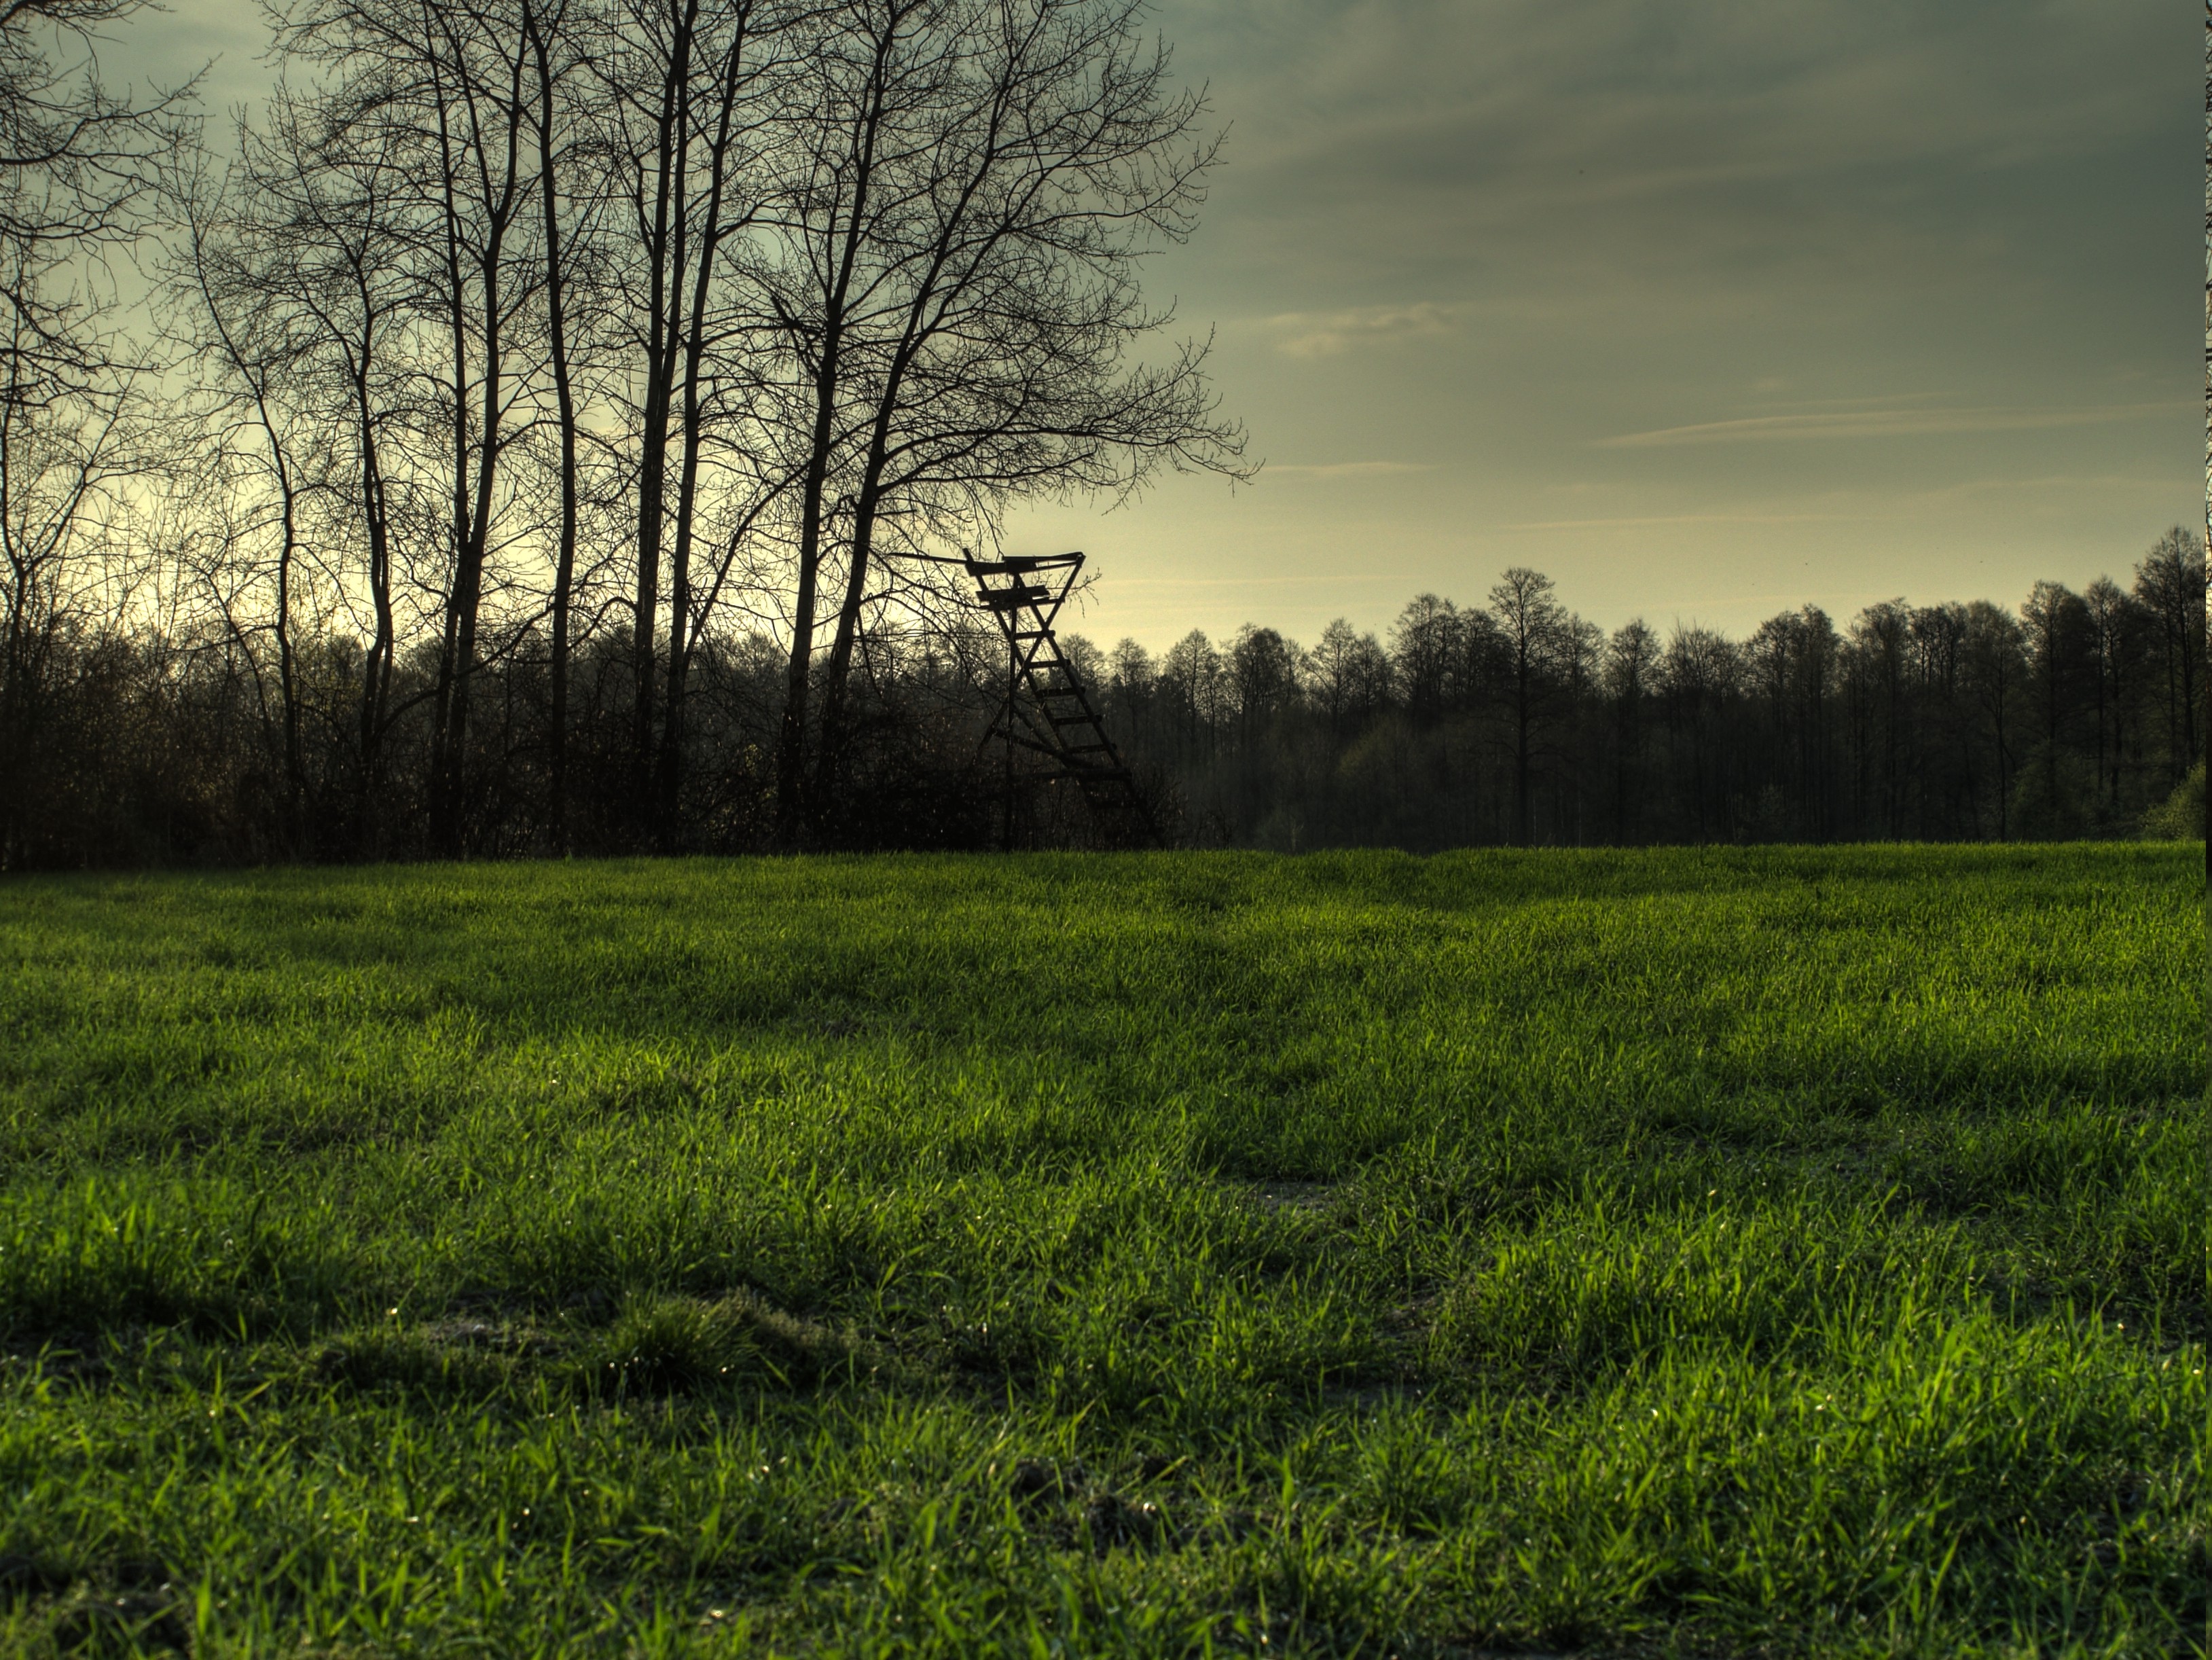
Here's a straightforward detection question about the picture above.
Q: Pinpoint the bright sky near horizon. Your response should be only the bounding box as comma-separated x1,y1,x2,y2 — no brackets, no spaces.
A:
116,0,2196,651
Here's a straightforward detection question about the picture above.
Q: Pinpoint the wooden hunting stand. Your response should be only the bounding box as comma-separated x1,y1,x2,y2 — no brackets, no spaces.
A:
966,552,1161,848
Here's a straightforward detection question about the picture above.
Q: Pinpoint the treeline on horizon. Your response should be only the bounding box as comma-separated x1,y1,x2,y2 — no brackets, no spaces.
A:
1094,543,2206,853
9,536,2204,865
0,1,2200,868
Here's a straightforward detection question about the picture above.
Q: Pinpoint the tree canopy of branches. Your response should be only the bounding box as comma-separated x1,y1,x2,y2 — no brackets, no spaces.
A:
96,0,1242,861
0,0,193,869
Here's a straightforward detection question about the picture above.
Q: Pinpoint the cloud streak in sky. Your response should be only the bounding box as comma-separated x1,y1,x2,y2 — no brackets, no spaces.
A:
1263,460,1435,477
1596,402,2186,448
1261,303,1461,358
1502,512,1854,530
1011,0,2193,641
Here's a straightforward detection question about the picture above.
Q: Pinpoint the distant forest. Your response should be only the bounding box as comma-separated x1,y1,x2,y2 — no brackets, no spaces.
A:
0,1,2202,867
1097,543,2207,852
10,536,2205,865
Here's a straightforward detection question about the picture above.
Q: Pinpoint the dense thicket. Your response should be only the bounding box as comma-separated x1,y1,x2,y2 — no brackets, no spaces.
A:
0,3,2200,866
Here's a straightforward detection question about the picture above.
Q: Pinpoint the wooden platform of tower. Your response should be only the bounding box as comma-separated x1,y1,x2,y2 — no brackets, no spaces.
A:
967,552,1162,848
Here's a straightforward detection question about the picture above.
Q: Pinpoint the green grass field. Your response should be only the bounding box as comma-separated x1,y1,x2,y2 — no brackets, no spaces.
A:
0,846,2203,1657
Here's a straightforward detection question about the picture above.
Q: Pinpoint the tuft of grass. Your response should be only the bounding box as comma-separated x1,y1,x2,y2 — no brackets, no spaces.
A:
581,1291,841,1397
0,845,2202,1655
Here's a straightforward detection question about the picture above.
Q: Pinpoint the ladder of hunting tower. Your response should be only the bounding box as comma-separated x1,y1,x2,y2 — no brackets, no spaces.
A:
968,552,1161,848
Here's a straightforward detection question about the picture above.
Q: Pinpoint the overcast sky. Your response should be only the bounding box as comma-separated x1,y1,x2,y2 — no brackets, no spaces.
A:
122,0,2197,650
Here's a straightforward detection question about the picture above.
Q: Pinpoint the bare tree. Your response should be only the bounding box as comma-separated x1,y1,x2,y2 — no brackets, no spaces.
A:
1846,600,1910,837
168,155,312,836
1389,592,1459,724
1157,626,1221,757
2018,577,2090,827
2080,576,2135,814
1658,622,1739,842
1229,624,1301,740
0,0,194,864
756,0,958,844
1308,617,1387,734
272,0,553,854
2133,528,2205,782
1604,617,1654,842
1963,600,2025,840
597,0,790,838
1555,612,1601,844
1489,565,1566,846
0,1,194,406
645,0,784,839
522,0,594,846
218,79,422,848
0,295,163,863
1908,601,1970,835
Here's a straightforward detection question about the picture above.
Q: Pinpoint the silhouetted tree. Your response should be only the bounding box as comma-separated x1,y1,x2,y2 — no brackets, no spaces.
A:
1488,566,1566,846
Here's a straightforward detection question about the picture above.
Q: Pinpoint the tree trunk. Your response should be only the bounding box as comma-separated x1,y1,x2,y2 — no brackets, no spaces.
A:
811,412,894,814
352,369,395,853
774,353,841,848
427,61,474,856
273,444,302,843
657,7,753,844
527,0,579,853
632,0,700,818
773,17,902,849
427,29,526,859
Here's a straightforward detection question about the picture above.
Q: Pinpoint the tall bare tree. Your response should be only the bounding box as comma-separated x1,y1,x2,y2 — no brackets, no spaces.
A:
759,0,948,846
522,0,592,847
1604,618,1655,842
2132,528,2205,782
2080,576,2135,815
272,0,551,853
1963,600,2025,840
1489,565,1566,846
804,0,1242,814
215,79,419,848
169,156,312,835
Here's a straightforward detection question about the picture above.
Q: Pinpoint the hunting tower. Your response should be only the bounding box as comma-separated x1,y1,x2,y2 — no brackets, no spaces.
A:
966,552,1161,848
